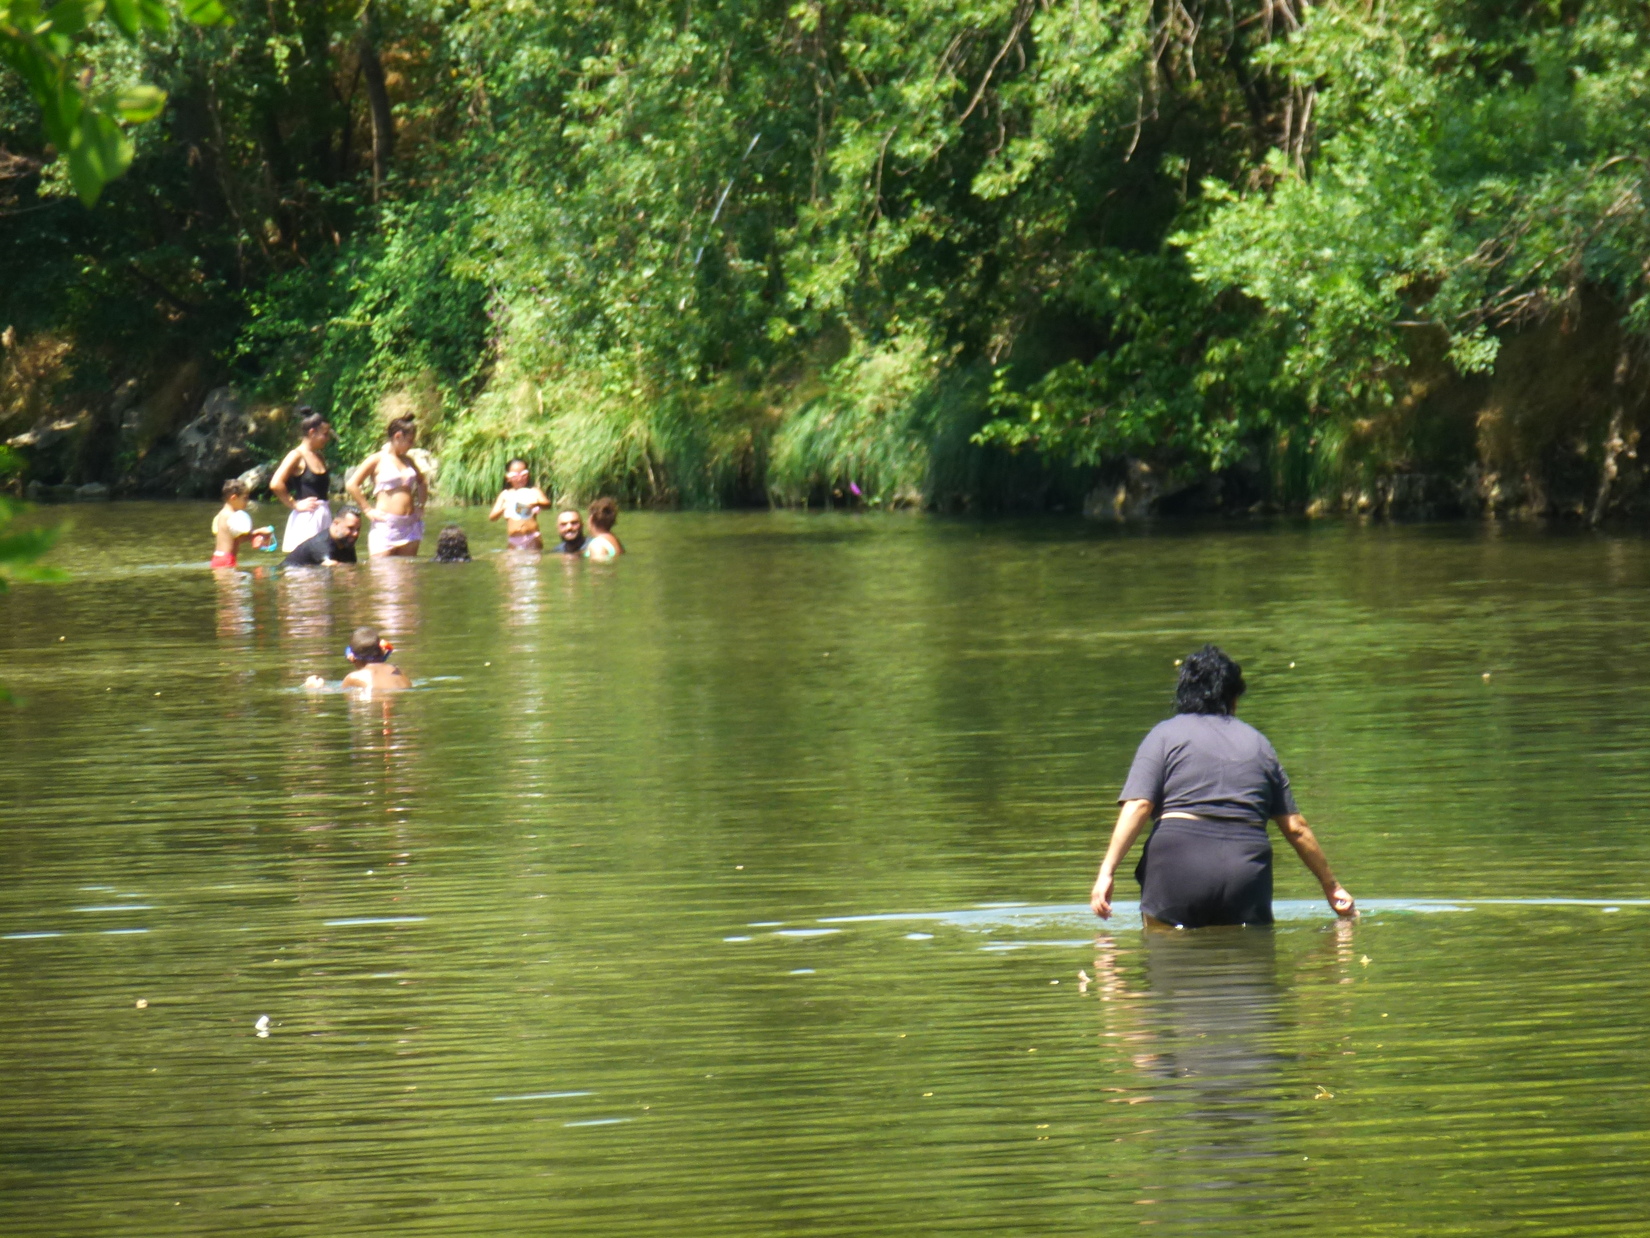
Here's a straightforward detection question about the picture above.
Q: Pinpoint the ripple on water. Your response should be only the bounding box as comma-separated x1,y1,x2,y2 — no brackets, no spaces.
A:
5,508,1650,1236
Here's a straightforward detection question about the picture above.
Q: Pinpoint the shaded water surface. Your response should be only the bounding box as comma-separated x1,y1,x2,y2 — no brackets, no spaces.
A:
3,505,1649,1235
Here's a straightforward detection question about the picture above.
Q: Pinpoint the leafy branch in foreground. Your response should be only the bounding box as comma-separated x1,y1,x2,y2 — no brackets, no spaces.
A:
0,0,228,204
0,483,65,706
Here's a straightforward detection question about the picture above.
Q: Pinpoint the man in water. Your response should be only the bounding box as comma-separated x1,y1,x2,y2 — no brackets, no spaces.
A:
282,507,362,568
551,509,587,554
341,626,412,692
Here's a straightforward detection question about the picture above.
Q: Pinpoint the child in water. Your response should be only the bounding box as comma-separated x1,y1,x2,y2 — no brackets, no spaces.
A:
488,458,551,551
583,496,624,560
210,479,273,568
341,626,412,692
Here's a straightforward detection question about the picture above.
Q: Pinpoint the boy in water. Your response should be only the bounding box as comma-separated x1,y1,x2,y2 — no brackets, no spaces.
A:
341,626,413,692
488,458,552,550
210,479,272,568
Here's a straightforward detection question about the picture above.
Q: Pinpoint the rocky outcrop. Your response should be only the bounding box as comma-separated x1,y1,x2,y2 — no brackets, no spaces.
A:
1084,458,1165,520
175,387,259,494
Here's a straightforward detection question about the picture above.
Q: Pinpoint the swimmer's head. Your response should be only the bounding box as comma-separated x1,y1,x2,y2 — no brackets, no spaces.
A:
557,509,584,544
1174,645,1246,717
506,458,531,487
434,525,471,562
330,507,362,544
588,496,618,533
222,478,249,508
386,416,417,452
297,407,332,445
346,626,391,665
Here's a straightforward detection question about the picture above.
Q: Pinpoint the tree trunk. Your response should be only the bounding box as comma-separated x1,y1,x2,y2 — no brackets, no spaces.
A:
1590,346,1632,526
358,7,394,202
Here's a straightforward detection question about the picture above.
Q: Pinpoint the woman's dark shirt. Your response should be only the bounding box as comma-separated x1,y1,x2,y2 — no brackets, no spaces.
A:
1119,713,1298,823
290,460,329,502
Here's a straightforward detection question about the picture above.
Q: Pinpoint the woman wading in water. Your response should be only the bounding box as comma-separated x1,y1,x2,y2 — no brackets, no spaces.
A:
347,417,427,558
270,408,334,552
1091,646,1355,929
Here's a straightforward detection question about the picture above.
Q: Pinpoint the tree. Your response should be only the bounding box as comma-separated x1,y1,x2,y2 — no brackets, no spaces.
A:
0,0,227,205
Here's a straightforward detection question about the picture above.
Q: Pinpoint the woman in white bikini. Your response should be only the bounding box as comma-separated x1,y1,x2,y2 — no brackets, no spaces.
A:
346,416,427,558
269,408,335,552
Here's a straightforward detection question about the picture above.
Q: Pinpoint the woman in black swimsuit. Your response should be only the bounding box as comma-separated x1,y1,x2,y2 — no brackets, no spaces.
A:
1091,646,1356,929
270,408,335,553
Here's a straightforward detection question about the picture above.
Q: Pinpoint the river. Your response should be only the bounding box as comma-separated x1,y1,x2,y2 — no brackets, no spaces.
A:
3,504,1648,1234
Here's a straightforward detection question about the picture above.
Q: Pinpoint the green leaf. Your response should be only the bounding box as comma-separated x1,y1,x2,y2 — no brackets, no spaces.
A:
42,0,102,37
112,83,166,123
136,0,170,29
178,0,227,25
67,107,132,205
105,0,139,36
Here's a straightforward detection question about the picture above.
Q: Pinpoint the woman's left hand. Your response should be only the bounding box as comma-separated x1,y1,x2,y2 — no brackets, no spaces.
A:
1326,885,1356,918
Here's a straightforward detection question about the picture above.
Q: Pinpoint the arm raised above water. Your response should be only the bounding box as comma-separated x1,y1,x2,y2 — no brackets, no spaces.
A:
1272,813,1356,917
1091,798,1154,919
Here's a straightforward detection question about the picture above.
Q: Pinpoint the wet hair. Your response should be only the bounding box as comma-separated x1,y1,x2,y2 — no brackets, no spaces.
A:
506,458,529,474
1174,645,1246,716
433,524,471,562
386,416,416,442
221,478,247,500
333,505,362,530
588,495,618,532
351,626,383,658
297,406,327,436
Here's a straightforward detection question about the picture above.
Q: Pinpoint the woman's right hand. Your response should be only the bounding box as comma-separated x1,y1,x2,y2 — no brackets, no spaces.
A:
296,497,322,513
1326,885,1357,918
1091,871,1115,919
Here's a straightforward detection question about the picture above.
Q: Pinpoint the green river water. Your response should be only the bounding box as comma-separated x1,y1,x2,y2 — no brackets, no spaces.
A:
3,504,1649,1235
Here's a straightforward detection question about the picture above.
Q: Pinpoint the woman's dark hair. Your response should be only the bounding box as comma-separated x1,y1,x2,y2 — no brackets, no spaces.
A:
506,457,528,474
588,495,618,532
296,406,327,436
433,524,471,562
386,416,417,442
1174,645,1246,716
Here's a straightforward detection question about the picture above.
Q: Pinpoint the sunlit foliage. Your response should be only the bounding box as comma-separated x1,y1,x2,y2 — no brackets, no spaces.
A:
5,1,1650,509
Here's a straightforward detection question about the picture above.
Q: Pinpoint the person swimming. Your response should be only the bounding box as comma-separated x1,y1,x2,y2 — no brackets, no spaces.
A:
282,507,361,568
550,508,586,554
488,458,551,551
341,626,412,692
433,525,471,562
582,496,624,560
210,479,274,568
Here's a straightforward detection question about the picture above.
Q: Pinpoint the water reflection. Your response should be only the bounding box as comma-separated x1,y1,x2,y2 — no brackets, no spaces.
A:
369,556,423,647
1094,926,1351,1230
10,508,1650,1237
212,564,256,643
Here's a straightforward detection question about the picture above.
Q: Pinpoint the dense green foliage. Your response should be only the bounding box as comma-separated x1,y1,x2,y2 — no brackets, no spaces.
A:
0,0,225,204
5,1,1650,513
